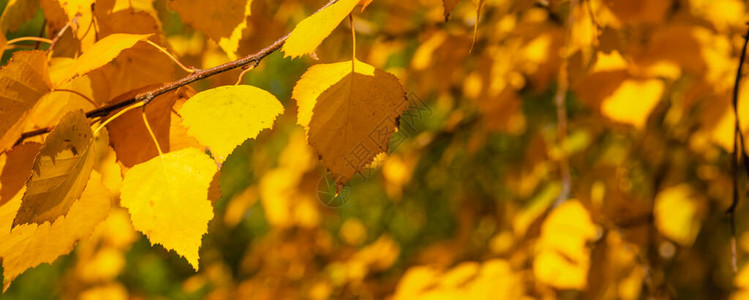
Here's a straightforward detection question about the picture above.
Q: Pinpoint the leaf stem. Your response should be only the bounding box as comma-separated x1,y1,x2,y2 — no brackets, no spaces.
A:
6,37,54,46
350,13,356,70
52,89,99,108
728,23,749,274
93,101,145,136
142,107,164,157
145,39,195,74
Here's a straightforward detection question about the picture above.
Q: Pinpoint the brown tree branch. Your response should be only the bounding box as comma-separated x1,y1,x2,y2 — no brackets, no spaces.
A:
16,0,339,144
728,23,749,274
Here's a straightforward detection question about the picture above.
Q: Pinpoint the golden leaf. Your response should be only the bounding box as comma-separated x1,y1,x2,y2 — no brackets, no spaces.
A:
168,0,252,59
0,171,111,291
180,85,283,163
600,79,663,129
120,148,218,270
533,200,596,290
282,0,360,58
0,50,52,152
0,142,41,206
0,0,40,32
294,60,407,186
654,184,702,246
13,110,95,227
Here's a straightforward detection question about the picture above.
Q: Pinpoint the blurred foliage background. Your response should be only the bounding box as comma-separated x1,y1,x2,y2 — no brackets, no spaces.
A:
3,0,749,299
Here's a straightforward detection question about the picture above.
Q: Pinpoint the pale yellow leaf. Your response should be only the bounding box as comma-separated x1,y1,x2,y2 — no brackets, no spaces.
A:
180,85,283,163
600,79,663,129
654,184,702,246
13,110,95,227
120,148,217,270
533,200,596,290
282,0,360,58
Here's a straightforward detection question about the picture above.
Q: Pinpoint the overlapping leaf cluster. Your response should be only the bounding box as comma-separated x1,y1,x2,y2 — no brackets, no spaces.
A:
1,0,748,299
0,0,408,293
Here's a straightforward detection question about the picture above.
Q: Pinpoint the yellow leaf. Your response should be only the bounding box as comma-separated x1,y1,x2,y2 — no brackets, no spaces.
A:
168,0,252,59
0,171,111,291
0,0,39,32
512,183,560,236
120,148,218,270
600,79,663,129
13,110,96,227
65,33,152,84
282,0,360,58
533,200,596,290
40,0,96,50
711,78,749,151
654,184,702,246
0,50,52,152
0,142,41,206
293,60,407,186
28,58,98,129
568,1,598,64
180,85,284,163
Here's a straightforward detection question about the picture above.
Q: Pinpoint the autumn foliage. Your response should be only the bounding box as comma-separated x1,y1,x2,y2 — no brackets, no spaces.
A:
1,0,749,299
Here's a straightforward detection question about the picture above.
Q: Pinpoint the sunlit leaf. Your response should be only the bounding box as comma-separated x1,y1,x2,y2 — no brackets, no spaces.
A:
180,85,284,163
0,171,111,292
533,200,596,290
282,0,360,58
120,148,217,270
600,79,663,129
13,110,95,227
654,184,702,246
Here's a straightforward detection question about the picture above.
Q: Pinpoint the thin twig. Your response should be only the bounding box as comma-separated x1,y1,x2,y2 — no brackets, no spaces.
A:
16,0,340,143
48,17,74,54
553,0,576,207
52,89,98,108
727,23,749,274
